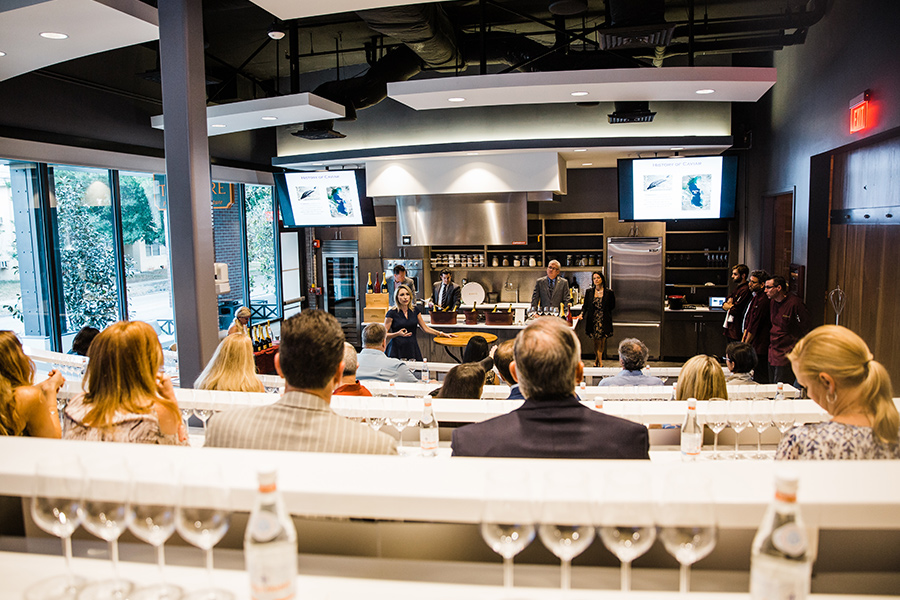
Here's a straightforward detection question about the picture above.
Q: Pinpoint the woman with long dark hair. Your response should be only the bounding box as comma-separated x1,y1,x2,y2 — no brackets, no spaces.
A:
581,271,616,367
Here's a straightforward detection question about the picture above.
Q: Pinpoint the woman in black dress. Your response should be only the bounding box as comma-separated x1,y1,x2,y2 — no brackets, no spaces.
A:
384,284,453,360
581,271,616,367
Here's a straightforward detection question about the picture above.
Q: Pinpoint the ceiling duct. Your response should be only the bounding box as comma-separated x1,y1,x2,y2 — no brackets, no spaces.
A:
599,0,672,51
291,120,346,139
355,4,462,71
608,101,656,123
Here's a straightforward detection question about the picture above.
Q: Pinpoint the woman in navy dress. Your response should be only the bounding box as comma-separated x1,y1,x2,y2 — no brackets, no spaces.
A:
384,284,454,360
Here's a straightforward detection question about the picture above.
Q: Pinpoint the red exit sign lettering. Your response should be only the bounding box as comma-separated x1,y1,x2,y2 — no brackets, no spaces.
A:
849,91,870,133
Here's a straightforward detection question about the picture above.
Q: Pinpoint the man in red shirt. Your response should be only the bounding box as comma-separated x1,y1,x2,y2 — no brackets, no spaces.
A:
333,342,373,396
765,275,810,385
741,270,771,383
722,264,751,344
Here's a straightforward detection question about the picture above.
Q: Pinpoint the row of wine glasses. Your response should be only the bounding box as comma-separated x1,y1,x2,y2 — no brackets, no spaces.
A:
29,457,232,600
704,398,797,459
480,470,716,593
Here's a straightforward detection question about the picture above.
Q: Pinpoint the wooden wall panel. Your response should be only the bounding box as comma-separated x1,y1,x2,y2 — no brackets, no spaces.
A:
828,224,900,386
834,139,900,210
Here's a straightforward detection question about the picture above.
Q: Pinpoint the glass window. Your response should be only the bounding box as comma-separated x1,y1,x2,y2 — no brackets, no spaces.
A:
0,160,54,348
245,184,278,323
212,181,245,331
120,171,174,348
50,165,122,348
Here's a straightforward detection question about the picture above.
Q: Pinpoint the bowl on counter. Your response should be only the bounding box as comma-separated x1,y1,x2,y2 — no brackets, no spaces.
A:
485,311,514,326
667,295,685,310
463,310,479,325
430,311,458,325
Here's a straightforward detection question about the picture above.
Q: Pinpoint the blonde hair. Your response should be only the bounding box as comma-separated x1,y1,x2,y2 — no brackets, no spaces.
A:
789,325,897,444
677,354,728,401
392,283,414,310
0,331,35,435
194,334,264,393
81,321,178,428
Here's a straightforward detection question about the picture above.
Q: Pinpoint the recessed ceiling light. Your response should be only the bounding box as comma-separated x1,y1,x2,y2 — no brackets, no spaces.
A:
261,116,278,121
570,91,589,97
466,152,479,156
670,147,684,151
0,51,6,57
695,88,715,95
573,148,587,153
582,163,593,166
448,97,466,103
211,124,227,128
40,32,68,40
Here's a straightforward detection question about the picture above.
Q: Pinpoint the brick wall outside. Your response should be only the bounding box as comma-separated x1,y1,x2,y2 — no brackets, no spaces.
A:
212,182,244,308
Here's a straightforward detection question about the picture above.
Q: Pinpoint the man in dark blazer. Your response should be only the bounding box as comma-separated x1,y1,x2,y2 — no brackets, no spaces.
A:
431,269,462,311
451,318,649,459
530,260,571,312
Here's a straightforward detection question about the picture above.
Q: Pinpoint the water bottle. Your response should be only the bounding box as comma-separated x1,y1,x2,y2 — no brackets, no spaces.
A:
419,397,439,457
387,378,397,397
422,359,429,382
680,398,702,461
245,468,298,600
774,382,785,402
750,472,812,599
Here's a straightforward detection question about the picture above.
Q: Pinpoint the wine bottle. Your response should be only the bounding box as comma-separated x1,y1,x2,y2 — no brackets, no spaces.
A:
367,272,373,293
245,468,298,600
266,322,273,348
383,271,390,294
419,397,439,457
252,326,260,352
680,398,702,461
750,473,812,600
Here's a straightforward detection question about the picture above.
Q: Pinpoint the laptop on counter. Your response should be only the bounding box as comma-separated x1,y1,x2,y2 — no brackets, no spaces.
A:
708,296,726,310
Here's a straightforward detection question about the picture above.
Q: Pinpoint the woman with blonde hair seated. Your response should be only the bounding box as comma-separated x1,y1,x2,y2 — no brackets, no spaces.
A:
0,331,65,438
676,354,728,401
228,306,252,336
777,325,898,460
63,321,187,445
194,333,265,393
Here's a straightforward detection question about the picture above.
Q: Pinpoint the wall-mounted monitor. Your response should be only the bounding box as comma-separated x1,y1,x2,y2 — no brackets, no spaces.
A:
617,155,738,221
275,169,375,228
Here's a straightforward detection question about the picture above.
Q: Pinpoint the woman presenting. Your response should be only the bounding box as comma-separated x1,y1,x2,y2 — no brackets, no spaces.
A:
384,284,454,360
581,271,616,367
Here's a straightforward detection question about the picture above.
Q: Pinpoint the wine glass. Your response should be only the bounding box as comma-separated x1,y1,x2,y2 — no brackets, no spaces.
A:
79,458,134,600
750,399,774,459
596,471,656,592
175,464,233,600
480,469,537,588
27,457,86,600
128,461,182,600
365,398,386,432
658,475,717,593
705,398,729,460
388,397,412,447
538,471,596,590
773,398,796,436
192,401,213,429
728,399,751,459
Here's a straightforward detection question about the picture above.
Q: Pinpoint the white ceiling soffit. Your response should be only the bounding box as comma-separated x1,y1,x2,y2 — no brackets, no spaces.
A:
388,66,777,111
151,93,345,137
0,0,159,82
249,0,433,20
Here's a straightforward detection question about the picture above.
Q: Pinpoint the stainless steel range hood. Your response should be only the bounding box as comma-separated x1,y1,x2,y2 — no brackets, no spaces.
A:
395,192,547,246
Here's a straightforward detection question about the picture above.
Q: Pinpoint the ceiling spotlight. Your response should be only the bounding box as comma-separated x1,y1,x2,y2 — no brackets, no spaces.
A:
466,152,479,156
670,147,684,151
267,22,286,41
570,91,589,97
211,124,227,128
261,116,278,121
448,97,466,103
695,88,715,95
582,163,593,166
40,32,68,40
573,148,587,153
0,51,6,57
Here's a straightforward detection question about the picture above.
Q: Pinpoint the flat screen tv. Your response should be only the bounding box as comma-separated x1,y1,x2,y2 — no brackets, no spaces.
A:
275,169,375,228
617,155,738,221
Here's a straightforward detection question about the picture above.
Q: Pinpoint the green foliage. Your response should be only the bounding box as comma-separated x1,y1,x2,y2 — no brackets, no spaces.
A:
245,185,275,296
120,175,163,245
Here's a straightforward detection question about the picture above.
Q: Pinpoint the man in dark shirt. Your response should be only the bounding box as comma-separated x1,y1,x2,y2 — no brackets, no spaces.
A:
451,318,649,459
722,264,751,343
741,270,771,383
765,275,810,385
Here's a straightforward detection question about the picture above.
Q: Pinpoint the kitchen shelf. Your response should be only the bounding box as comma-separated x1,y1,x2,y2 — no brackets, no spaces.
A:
664,219,735,306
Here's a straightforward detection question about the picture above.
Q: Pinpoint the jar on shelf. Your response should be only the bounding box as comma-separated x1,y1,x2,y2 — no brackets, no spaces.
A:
491,256,499,267
513,255,521,267
529,255,537,267
566,254,573,266
502,255,510,267
588,255,595,266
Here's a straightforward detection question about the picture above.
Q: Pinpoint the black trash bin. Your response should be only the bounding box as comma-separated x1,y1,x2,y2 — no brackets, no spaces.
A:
218,300,240,330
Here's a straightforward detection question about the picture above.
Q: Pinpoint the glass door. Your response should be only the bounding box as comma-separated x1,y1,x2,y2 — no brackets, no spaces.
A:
323,241,360,346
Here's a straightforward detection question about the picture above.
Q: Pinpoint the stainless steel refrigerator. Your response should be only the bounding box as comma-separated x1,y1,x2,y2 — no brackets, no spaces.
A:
322,241,361,346
606,237,664,359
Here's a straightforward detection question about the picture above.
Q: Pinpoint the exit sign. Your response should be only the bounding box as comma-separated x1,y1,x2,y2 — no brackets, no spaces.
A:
849,90,870,133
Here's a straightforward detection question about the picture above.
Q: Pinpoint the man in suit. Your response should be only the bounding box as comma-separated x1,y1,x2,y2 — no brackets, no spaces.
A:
431,269,462,311
530,260,571,313
356,323,419,382
205,310,396,454
451,317,649,459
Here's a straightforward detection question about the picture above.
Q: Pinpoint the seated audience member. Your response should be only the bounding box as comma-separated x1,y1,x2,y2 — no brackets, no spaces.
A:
492,339,523,400
777,325,899,460
194,333,265,393
0,331,65,438
334,343,373,396
68,326,100,356
356,323,419,383
461,335,496,385
436,363,486,399
205,311,396,454
451,318,649,459
228,306,252,336
598,338,665,387
676,354,728,401
63,321,187,445
724,342,758,385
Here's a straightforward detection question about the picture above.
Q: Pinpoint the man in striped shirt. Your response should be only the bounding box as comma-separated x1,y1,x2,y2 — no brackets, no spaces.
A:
205,310,397,454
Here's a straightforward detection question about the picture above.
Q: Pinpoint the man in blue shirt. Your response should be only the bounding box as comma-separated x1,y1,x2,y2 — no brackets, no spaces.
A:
598,338,664,387
356,323,419,383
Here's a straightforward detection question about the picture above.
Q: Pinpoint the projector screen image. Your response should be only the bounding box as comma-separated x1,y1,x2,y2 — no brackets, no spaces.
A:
618,156,737,221
279,170,363,227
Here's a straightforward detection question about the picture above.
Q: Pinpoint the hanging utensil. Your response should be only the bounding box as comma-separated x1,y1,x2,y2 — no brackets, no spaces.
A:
829,285,846,325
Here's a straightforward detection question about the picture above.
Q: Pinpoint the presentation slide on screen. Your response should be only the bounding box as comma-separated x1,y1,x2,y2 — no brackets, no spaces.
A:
284,171,362,226
630,156,723,220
